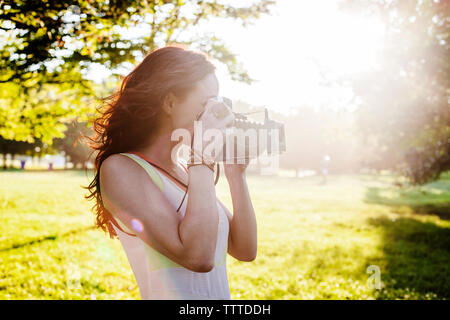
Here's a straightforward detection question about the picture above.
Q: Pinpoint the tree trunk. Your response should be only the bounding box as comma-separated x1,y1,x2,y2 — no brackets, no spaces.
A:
11,153,15,169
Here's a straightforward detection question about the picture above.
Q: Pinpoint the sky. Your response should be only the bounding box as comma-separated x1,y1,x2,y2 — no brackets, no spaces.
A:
88,0,386,115
209,0,386,114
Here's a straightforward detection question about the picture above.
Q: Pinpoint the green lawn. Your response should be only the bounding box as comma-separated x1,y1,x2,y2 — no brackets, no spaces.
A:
0,169,449,299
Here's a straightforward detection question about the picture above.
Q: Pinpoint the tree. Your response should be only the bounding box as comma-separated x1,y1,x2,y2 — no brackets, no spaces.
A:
53,119,94,169
339,0,450,184
0,137,31,169
0,0,274,144
0,136,56,169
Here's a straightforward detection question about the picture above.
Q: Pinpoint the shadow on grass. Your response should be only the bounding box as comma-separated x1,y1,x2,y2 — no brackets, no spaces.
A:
365,186,450,220
1,168,95,178
0,226,96,252
367,216,450,299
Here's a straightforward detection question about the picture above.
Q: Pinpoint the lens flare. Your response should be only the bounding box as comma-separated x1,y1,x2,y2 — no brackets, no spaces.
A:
131,218,144,233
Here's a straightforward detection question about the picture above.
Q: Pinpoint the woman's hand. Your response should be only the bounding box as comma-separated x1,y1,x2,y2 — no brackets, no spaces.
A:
224,159,250,181
192,97,235,164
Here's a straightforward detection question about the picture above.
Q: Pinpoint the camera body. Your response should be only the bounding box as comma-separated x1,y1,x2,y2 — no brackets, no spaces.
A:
218,97,286,163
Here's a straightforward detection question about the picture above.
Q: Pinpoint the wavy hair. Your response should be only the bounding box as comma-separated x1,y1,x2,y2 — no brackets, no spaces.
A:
83,45,216,239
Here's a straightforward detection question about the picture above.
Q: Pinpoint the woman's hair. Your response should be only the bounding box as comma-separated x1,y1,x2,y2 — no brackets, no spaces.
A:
83,45,216,239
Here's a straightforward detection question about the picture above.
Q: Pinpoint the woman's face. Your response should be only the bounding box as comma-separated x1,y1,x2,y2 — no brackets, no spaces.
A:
169,72,219,133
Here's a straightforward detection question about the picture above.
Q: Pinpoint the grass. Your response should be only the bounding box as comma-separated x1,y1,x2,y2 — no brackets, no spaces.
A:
0,169,449,299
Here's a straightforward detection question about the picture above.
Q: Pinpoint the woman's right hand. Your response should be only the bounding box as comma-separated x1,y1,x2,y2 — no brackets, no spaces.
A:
191,97,235,163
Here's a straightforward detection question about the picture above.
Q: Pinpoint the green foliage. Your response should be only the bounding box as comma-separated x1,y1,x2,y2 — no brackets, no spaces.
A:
0,171,448,299
0,81,93,144
0,0,275,144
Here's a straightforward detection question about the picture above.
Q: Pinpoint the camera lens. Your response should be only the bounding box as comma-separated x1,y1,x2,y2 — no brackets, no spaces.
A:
223,97,233,109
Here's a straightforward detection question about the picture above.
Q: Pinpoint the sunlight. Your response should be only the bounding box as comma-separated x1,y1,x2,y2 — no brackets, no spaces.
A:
211,0,386,113
85,0,386,114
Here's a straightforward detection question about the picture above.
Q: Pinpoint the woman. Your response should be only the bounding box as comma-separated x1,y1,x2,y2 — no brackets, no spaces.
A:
85,46,257,300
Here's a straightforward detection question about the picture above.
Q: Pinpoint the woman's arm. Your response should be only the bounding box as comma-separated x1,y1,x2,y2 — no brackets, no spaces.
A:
100,154,219,272
221,165,257,262
179,164,219,269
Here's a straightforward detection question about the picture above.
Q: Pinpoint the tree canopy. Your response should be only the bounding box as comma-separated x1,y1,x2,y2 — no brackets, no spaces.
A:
0,0,274,144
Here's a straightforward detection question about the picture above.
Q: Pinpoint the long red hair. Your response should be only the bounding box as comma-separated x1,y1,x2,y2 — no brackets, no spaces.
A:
83,45,216,239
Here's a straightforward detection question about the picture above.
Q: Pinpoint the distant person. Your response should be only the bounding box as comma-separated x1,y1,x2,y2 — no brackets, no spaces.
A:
84,46,257,300
320,155,330,185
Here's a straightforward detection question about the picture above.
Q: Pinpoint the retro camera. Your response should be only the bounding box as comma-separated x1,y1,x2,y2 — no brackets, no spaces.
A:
216,97,286,163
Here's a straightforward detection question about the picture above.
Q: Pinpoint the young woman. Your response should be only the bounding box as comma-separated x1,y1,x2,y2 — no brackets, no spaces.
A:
85,46,257,300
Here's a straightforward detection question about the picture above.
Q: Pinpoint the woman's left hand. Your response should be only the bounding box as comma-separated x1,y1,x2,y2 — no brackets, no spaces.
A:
224,159,250,181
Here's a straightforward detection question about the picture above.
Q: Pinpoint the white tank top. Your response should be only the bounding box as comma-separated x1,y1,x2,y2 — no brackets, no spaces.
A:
108,152,231,300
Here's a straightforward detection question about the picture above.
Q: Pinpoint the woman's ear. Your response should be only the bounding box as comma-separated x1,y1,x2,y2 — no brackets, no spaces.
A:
161,92,177,116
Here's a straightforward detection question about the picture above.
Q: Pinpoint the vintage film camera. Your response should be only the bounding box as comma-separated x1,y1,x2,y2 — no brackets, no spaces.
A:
216,97,286,163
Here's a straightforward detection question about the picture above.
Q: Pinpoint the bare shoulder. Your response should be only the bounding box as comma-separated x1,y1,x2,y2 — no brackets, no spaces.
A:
98,152,168,221
101,153,139,176
99,153,145,191
101,153,131,170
